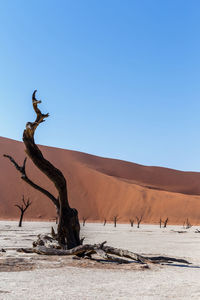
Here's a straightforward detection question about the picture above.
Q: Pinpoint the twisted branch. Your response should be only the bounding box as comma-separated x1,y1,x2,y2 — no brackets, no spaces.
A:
3,154,59,209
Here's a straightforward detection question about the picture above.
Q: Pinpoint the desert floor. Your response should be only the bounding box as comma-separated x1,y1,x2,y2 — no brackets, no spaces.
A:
0,221,200,299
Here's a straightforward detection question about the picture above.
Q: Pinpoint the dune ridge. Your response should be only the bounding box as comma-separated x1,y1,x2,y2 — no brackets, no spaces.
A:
1,136,200,225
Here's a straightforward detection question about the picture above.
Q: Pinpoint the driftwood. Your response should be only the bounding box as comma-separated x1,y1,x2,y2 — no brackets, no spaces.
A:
17,235,190,266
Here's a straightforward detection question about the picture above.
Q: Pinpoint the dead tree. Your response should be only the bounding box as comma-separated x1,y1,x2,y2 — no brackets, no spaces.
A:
113,215,119,227
4,90,81,249
159,218,163,228
103,218,107,226
15,196,32,227
185,218,192,229
82,217,88,226
163,218,169,228
129,219,134,227
136,215,143,228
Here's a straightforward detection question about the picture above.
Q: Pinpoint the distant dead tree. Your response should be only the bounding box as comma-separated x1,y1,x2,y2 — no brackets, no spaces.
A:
113,215,119,227
159,218,163,228
15,196,32,227
82,217,88,226
129,219,134,227
185,218,192,229
103,218,107,226
136,215,143,228
163,218,169,228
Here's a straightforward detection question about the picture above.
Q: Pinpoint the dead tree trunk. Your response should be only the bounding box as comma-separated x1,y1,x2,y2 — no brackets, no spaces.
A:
113,215,119,227
163,218,168,228
129,219,134,227
159,218,163,228
103,219,107,226
15,196,32,227
5,90,81,249
136,215,143,228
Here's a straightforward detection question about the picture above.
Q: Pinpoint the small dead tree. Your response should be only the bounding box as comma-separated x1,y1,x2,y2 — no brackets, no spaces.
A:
113,215,119,227
159,218,163,228
136,215,143,228
129,219,134,227
163,218,169,228
103,218,107,226
185,218,192,229
82,217,88,226
15,196,32,227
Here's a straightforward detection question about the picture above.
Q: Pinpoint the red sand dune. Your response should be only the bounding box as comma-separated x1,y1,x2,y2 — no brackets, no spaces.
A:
1,136,200,225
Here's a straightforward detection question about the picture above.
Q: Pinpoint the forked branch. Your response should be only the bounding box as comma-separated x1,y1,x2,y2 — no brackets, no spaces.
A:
3,154,59,209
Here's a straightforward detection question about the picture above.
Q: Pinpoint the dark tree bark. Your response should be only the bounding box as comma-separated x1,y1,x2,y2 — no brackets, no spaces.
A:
15,195,32,227
6,90,81,249
103,218,107,226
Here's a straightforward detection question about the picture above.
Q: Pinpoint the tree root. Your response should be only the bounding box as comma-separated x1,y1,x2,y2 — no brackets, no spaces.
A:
17,235,191,266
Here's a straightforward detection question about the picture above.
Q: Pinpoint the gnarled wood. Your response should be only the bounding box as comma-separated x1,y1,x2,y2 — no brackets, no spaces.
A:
17,235,190,266
17,90,80,249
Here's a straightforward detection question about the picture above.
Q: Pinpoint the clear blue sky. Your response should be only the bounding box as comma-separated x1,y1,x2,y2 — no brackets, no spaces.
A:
0,0,200,171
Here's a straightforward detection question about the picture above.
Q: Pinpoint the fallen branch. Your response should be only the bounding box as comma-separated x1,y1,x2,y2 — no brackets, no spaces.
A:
17,235,191,266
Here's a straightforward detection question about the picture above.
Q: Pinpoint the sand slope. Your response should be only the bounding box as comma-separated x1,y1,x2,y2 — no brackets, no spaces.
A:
1,136,200,224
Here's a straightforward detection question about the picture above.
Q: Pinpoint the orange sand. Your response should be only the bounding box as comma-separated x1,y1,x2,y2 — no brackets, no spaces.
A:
1,136,200,224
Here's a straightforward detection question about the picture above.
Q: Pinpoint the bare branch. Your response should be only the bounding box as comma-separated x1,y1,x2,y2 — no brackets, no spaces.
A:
4,154,59,209
15,204,23,211
25,90,49,138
